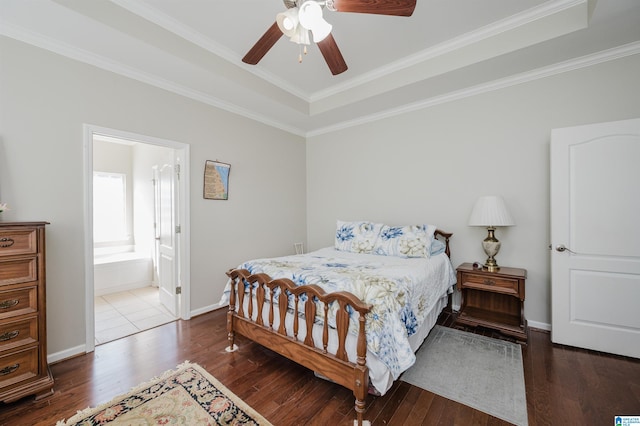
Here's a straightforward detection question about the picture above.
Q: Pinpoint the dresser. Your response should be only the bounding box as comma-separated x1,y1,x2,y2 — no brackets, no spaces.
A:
0,222,54,402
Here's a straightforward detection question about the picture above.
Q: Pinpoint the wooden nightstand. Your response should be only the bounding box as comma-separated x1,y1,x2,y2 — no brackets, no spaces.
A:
456,263,527,342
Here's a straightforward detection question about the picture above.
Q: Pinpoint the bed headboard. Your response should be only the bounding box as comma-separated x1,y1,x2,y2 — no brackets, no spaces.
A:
434,229,453,258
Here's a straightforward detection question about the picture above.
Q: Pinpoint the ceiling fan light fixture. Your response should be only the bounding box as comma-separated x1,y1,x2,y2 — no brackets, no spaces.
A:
310,20,332,42
298,1,332,42
289,24,310,45
276,8,299,37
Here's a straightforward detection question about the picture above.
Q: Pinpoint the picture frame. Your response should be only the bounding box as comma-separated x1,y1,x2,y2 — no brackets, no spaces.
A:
203,160,230,200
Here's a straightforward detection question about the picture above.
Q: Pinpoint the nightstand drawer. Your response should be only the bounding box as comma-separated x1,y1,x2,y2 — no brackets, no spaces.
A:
460,274,520,296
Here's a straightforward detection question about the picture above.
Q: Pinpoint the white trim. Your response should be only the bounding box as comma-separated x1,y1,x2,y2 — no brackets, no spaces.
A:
48,344,87,365
82,125,96,353
2,14,637,138
528,320,552,332
0,21,306,137
307,41,640,136
83,124,191,353
190,304,226,318
311,0,588,102
109,0,310,102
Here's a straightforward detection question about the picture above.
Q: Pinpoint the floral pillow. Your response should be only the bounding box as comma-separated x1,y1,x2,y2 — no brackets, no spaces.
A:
373,224,437,258
335,220,383,254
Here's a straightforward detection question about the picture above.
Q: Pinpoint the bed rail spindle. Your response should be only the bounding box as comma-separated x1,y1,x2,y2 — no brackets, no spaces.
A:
237,278,246,318
255,282,265,326
335,301,348,361
322,303,329,354
303,297,316,347
268,287,275,329
277,288,288,335
293,295,299,340
247,279,254,320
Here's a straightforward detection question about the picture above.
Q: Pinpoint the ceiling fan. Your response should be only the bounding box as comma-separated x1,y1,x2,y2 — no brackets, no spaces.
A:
242,0,417,76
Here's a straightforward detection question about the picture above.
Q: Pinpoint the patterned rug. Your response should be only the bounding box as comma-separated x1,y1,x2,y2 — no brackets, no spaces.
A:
57,361,272,426
401,326,528,426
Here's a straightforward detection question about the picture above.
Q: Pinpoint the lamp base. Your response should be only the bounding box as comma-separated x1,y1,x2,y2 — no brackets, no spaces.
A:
482,227,502,272
483,263,500,272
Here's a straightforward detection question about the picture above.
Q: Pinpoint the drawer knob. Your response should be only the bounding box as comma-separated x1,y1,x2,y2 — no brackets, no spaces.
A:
0,237,15,248
0,299,19,309
0,363,19,376
0,330,20,342
483,279,496,286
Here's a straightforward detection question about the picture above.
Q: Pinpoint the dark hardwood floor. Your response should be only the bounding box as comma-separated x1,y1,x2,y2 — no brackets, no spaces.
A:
1,308,638,425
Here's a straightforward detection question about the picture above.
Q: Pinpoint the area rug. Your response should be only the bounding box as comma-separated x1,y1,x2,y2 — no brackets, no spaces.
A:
401,326,528,426
57,361,272,426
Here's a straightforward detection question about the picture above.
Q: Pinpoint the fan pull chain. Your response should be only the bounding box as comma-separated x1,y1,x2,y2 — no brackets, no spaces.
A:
298,45,308,64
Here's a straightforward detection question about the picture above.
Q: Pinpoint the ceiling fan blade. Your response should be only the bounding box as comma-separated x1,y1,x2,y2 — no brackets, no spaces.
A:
330,0,416,16
317,34,348,75
242,22,283,65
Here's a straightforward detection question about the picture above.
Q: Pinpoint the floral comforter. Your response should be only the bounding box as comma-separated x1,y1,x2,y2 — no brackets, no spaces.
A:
219,247,456,379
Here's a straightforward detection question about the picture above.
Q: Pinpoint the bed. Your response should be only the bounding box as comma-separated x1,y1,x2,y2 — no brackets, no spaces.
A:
220,222,455,425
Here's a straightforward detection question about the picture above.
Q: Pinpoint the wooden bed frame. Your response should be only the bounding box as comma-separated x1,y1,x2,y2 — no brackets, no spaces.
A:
225,230,452,426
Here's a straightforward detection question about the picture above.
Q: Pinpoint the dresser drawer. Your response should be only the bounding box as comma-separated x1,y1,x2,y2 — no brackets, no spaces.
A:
0,346,39,389
460,273,520,296
0,229,37,257
0,287,37,320
0,256,38,287
0,316,38,351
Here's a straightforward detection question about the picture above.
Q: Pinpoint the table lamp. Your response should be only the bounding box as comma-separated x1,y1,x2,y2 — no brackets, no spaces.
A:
468,196,515,272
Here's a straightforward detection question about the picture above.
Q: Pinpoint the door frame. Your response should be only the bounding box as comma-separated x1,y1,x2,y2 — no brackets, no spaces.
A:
83,124,191,353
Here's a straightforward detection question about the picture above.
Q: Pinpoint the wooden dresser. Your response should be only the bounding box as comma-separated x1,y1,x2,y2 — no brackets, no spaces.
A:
0,222,54,402
456,262,528,342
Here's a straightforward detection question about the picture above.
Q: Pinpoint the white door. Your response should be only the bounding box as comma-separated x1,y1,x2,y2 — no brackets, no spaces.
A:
156,162,179,316
550,118,640,358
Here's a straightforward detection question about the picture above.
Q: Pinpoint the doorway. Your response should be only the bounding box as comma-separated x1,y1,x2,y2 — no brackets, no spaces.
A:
84,125,191,352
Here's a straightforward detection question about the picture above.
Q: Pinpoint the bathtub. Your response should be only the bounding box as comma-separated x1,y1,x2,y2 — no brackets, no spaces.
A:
94,252,154,296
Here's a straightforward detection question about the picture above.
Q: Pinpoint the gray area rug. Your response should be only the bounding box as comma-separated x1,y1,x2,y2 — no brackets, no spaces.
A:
401,326,528,426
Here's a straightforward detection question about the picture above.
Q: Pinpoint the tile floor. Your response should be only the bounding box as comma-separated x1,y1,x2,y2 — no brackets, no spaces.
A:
94,286,177,345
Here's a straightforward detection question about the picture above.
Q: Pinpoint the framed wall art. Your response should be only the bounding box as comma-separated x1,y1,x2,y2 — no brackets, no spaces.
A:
203,160,230,200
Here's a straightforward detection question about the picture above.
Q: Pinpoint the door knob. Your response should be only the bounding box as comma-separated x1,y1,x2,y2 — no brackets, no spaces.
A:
555,244,576,254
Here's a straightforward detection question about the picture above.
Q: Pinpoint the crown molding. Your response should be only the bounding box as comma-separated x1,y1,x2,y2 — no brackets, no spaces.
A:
2,15,637,139
110,0,311,102
310,0,588,102
0,20,306,137
306,41,640,137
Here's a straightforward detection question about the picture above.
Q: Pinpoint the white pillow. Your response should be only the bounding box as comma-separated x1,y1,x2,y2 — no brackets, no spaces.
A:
335,220,383,254
373,224,437,258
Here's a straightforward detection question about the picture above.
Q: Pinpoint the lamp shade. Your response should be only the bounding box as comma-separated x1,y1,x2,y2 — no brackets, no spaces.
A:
468,196,515,227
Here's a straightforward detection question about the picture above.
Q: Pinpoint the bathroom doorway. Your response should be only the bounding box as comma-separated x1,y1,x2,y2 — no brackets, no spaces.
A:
84,125,190,351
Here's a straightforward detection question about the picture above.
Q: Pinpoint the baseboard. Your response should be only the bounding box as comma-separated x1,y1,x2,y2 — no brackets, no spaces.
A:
527,319,551,331
48,344,86,364
190,303,225,318
47,305,225,365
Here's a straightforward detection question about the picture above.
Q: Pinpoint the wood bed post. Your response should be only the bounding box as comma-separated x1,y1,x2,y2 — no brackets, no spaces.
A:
225,269,243,352
354,311,368,426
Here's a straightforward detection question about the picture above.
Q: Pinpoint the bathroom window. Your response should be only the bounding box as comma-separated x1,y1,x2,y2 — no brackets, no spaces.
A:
93,172,129,245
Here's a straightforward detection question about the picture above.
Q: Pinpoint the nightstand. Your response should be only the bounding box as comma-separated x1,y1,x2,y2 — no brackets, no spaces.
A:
456,263,527,342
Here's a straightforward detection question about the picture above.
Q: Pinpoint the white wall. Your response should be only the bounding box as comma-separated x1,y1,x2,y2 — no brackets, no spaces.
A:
0,37,306,358
306,54,640,329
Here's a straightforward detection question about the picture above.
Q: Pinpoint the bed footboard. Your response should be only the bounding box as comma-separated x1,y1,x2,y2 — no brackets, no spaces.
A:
226,268,372,426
